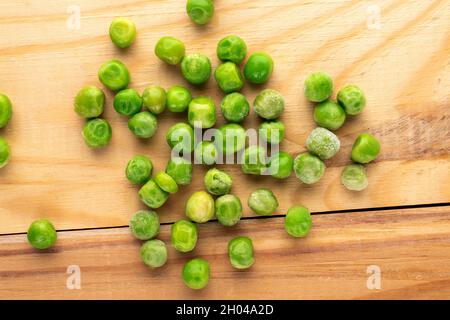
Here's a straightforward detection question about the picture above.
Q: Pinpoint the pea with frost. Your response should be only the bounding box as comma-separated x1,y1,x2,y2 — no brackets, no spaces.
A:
140,239,168,268
304,71,333,102
215,194,242,227
241,145,268,175
337,85,366,115
248,188,279,216
195,141,217,165
171,219,198,253
254,89,285,120
293,153,325,185
204,168,232,196
126,155,153,185
306,127,340,160
220,93,250,123
181,54,212,85
129,210,160,240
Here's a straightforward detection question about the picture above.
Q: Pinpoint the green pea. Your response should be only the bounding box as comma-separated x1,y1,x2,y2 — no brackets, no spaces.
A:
74,86,105,119
109,18,136,49
228,236,254,269
304,71,333,103
204,168,232,196
27,219,57,250
142,86,167,115
220,92,250,123
194,141,217,165
125,155,153,185
254,89,285,120
167,85,192,112
113,89,142,117
268,151,294,179
186,191,215,223
248,188,278,216
155,36,186,65
181,54,212,85
214,62,244,94
351,133,380,164
217,35,247,65
98,59,130,91
0,93,12,128
0,137,11,169
215,194,242,227
129,210,160,240
285,205,312,238
154,171,179,194
188,97,216,129
186,0,214,25
259,120,285,144
306,127,340,160
166,157,193,186
244,52,274,84
82,118,112,148
337,85,366,115
241,145,268,175
128,111,158,139
313,100,346,131
166,123,195,154
140,239,168,268
139,179,169,209
182,258,210,290
171,219,198,253
218,123,246,156
293,153,325,185
341,164,368,191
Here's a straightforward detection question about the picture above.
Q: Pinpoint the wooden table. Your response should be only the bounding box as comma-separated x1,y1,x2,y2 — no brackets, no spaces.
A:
0,0,449,299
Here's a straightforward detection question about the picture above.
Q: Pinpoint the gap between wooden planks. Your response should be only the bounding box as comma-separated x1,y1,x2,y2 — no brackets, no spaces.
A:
1,205,450,300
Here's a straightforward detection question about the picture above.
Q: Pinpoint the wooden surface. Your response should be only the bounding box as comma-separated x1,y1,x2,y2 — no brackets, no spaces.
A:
0,0,449,299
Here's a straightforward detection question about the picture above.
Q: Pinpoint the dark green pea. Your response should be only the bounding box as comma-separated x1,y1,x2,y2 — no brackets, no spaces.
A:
0,138,10,169
215,194,242,227
98,59,130,91
217,35,247,65
341,164,368,191
125,155,153,185
27,219,57,250
228,236,254,269
140,239,168,268
74,86,105,119
82,118,112,148
254,89,285,120
181,54,212,85
214,62,244,94
188,97,216,128
204,168,232,196
220,92,250,123
304,71,333,102
218,123,246,156
313,100,346,131
306,127,340,160
155,36,186,65
129,210,160,240
244,52,274,84
259,120,285,144
166,123,194,154
293,153,325,185
186,0,214,25
241,145,268,175
167,85,192,112
166,157,193,186
285,205,312,238
128,111,158,139
113,89,142,117
248,188,278,216
154,171,179,194
268,151,294,179
351,133,380,164
109,18,136,49
186,191,215,223
139,179,169,209
171,219,198,253
337,85,366,115
194,141,217,165
142,86,166,115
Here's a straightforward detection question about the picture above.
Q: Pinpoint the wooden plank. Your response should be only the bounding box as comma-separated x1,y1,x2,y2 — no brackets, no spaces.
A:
0,0,449,233
1,206,450,300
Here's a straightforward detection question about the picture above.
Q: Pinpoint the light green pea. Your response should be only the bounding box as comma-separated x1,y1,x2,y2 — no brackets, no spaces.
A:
218,123,246,156
306,127,340,160
140,239,168,268
129,210,160,240
313,100,346,131
337,85,366,115
268,151,294,179
293,153,325,185
125,155,153,185
166,157,193,186
188,97,216,129
113,89,142,117
166,123,195,154
154,171,179,194
228,236,254,269
128,111,158,139
285,205,312,238
155,36,186,65
217,35,247,65
98,59,130,91
304,71,333,102
0,137,11,169
241,145,268,175
254,89,285,120
259,120,285,145
220,92,250,123
171,219,198,253
186,191,215,223
27,219,57,250
167,85,192,112
182,258,210,290
351,133,380,164
82,118,112,148
341,164,369,191
214,62,244,94
248,188,279,216
109,18,136,49
194,141,218,165
216,194,242,227
186,0,214,25
142,86,167,115
74,86,105,119
139,179,169,209
204,168,232,196
181,54,212,85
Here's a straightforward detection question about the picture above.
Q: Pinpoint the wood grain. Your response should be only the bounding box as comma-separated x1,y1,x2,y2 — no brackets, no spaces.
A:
0,0,449,234
1,206,450,300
